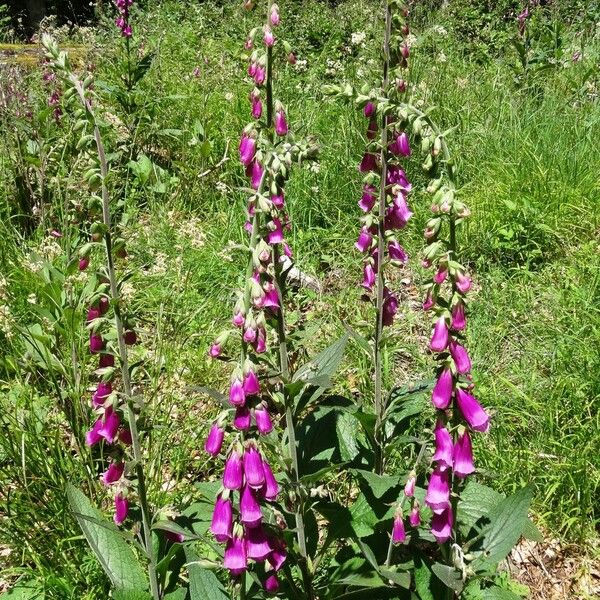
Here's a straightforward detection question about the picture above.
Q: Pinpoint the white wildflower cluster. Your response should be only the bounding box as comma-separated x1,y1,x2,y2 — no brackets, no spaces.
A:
351,31,366,47
432,25,448,37
325,58,343,77
294,58,308,73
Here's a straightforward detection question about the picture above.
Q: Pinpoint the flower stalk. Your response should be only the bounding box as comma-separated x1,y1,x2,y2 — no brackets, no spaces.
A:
42,37,160,600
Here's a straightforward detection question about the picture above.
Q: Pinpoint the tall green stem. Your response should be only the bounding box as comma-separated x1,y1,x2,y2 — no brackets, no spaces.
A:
263,6,312,594
373,2,393,476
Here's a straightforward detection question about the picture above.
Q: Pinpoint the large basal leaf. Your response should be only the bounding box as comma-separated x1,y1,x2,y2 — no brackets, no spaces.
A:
0,582,44,599
66,484,147,591
458,482,541,542
479,486,533,566
480,587,522,600
185,548,229,600
353,470,401,499
431,563,464,593
112,592,153,600
292,333,348,388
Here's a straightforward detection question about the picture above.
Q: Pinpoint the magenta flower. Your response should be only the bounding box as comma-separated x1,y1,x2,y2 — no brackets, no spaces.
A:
79,257,89,271
123,330,136,345
210,495,233,542
397,131,411,156
243,370,260,396
362,263,376,291
92,381,112,408
382,287,399,326
204,423,225,456
355,227,372,253
270,5,280,26
432,422,453,470
233,406,251,431
239,134,256,166
456,271,472,293
431,367,453,409
431,506,453,544
384,192,412,229
252,97,263,119
404,473,416,497
265,572,280,593
453,430,475,478
97,407,120,443
240,485,263,527
425,467,450,514
224,534,247,575
366,119,378,139
209,343,222,358
229,377,246,407
267,539,287,571
358,184,377,212
101,461,124,485
430,317,449,352
246,525,272,561
363,101,375,118
451,300,466,330
263,27,275,47
386,165,412,189
262,460,279,500
275,110,288,136
243,445,265,488
90,333,104,354
114,493,129,525
359,152,378,173
388,240,408,262
423,293,435,311
434,267,447,284
250,160,264,190
254,404,273,435
455,388,489,432
223,449,244,490
271,193,284,208
449,339,471,374
266,218,284,244
409,505,421,527
392,514,406,544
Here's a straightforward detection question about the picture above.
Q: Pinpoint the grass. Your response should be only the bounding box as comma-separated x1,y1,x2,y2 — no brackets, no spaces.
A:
0,0,599,596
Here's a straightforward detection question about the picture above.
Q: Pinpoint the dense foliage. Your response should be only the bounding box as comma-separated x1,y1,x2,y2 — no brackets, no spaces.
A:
0,1,598,599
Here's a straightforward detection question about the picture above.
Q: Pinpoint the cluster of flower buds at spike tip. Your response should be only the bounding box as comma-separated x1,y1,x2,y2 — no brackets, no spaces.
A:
205,1,317,589
115,0,134,37
415,95,490,548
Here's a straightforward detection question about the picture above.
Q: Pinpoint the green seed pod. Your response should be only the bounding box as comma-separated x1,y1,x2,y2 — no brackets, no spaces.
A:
422,154,434,171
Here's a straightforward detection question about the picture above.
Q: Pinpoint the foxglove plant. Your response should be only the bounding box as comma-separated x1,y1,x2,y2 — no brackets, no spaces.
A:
419,117,490,547
42,36,160,600
207,1,317,595
353,0,413,475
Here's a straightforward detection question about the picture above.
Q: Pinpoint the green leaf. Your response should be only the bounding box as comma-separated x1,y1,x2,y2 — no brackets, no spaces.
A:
163,590,186,600
458,482,541,542
66,484,148,591
379,568,411,589
431,563,464,593
112,592,153,600
0,582,44,599
480,486,533,566
337,411,361,462
480,587,522,600
293,333,348,387
353,470,401,499
185,548,228,600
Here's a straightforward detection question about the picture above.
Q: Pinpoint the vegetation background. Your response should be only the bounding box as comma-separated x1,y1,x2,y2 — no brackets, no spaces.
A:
0,0,598,597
